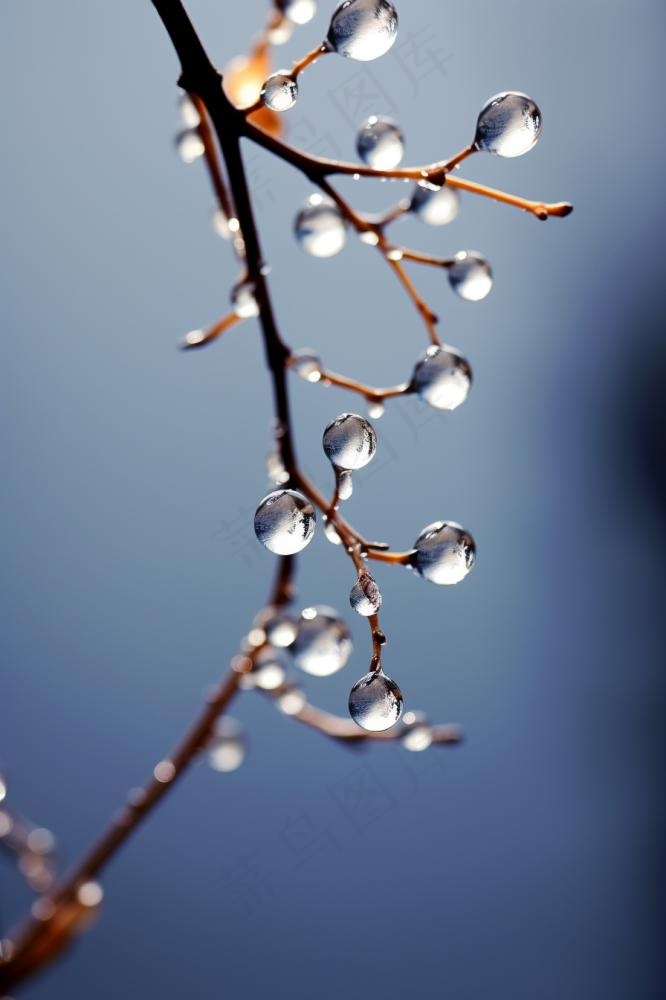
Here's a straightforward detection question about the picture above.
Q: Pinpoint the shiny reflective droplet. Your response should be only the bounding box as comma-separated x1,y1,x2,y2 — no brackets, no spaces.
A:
293,605,352,676
367,401,384,419
178,94,200,128
207,718,246,773
356,115,405,169
230,280,259,318
291,348,323,382
211,208,232,239
323,516,343,545
349,669,403,731
255,608,298,648
278,0,317,24
323,412,377,470
254,489,316,555
349,571,382,616
412,520,476,585
401,710,433,752
410,182,460,226
336,467,354,501
251,649,286,690
475,91,542,158
294,194,347,257
261,71,298,112
448,251,493,301
327,0,398,61
359,229,379,245
410,345,472,411
175,128,204,164
277,686,307,715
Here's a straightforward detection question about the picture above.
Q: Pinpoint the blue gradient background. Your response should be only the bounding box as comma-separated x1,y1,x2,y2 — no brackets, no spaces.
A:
1,1,664,997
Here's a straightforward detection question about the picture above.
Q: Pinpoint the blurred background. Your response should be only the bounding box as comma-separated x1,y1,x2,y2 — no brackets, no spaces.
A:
1,0,664,997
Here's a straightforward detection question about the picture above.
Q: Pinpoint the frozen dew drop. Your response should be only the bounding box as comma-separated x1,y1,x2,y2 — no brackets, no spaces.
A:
291,348,323,382
474,91,542,158
323,516,343,546
327,0,398,61
294,194,347,257
412,520,476,585
410,182,460,226
401,710,433,752
410,345,472,411
277,686,307,716
293,605,352,676
323,412,377,470
349,571,382,616
261,71,298,112
349,669,403,731
254,489,316,555
207,718,246,773
448,251,493,301
356,115,405,169
175,128,204,164
230,280,259,319
178,94,200,128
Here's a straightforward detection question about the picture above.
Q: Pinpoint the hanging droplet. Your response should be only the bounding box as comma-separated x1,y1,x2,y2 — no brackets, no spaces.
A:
349,571,382,616
410,182,460,226
230,280,259,319
250,649,287,690
267,17,294,45
327,0,398,61
411,520,476,585
448,251,493,301
293,606,352,676
277,686,307,716
175,128,204,164
356,115,405,169
323,412,377,470
294,194,347,257
334,467,353,501
475,91,542,158
255,607,298,648
349,668,403,731
278,0,317,24
254,489,316,555
178,94,200,128
266,449,290,485
261,72,298,112
401,710,433,752
291,349,323,382
211,208,232,239
207,718,246,772
367,401,384,419
410,345,472,411
323,516,343,546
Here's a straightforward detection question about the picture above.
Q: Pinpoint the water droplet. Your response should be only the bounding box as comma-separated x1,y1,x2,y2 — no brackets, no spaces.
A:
255,608,298,648
475,91,542,158
254,489,316,555
291,348,323,382
175,128,204,164
448,251,493,301
356,115,405,169
261,71,298,112
178,94,200,128
385,247,403,261
327,0,398,61
211,208,232,239
323,516,343,545
267,16,294,45
412,520,476,585
349,669,403,731
207,718,246,772
349,571,382,616
336,467,354,501
182,328,205,347
359,229,379,245
410,182,460,225
266,449,290,485
410,345,472,411
230,280,260,318
278,0,317,25
294,194,347,257
251,649,286,690
323,412,377,470
367,401,384,419
401,710,433,751
293,606,352,676
277,686,307,715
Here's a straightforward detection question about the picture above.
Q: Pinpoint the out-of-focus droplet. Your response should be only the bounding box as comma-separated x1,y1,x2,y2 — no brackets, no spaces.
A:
268,17,294,45
294,194,347,257
447,251,493,301
367,401,385,419
323,412,377,470
411,520,476,584
410,182,460,226
475,91,542,158
278,0,317,24
261,71,298,112
349,668,403,731
293,605,352,676
207,718,246,773
254,489,316,555
230,280,260,319
350,571,382,616
323,516,343,545
251,649,286,690
175,128,204,164
255,608,299,648
277,686,307,715
410,345,472,411
327,0,398,61
291,348,323,382
266,449,290,485
356,115,405,169
0,775,6,803
178,94,200,128
401,710,433,751
211,208,232,239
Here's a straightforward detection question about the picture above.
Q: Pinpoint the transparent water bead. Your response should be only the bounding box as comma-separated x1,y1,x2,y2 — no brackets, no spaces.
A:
410,182,460,226
293,606,352,676
412,520,476,585
356,115,405,170
230,280,259,319
401,711,433,752
411,345,472,411
178,94,200,128
349,571,382,616
254,489,316,555
278,0,317,24
327,0,398,61
475,91,542,158
175,128,204,164
349,669,403,731
208,718,246,773
335,468,354,501
261,72,298,112
291,349,323,382
277,686,307,716
448,251,493,301
323,412,377,470
294,194,347,257
255,607,298,648
251,649,286,690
